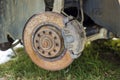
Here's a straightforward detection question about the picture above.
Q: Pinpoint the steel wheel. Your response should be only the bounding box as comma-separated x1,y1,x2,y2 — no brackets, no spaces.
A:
23,12,73,71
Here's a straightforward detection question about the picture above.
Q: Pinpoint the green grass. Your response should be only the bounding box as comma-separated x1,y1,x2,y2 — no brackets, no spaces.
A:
0,39,120,80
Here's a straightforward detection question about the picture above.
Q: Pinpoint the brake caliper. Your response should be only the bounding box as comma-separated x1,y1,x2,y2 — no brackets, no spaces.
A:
62,17,86,58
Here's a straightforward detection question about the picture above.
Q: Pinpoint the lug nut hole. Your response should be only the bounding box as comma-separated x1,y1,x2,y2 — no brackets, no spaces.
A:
37,46,40,49
37,34,40,37
49,32,52,35
53,49,56,52
54,36,57,39
36,40,38,43
42,51,45,54
56,43,59,46
43,31,45,34
48,52,51,55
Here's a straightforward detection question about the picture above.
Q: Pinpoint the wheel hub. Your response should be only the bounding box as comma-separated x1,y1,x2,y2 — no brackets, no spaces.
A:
33,25,63,58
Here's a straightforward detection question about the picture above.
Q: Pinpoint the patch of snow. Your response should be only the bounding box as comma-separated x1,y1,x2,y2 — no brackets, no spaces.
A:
0,77,6,80
0,49,13,64
112,38,119,40
0,41,23,65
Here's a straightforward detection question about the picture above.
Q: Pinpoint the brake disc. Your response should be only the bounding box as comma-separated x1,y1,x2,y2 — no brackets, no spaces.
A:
23,12,73,71
23,12,86,71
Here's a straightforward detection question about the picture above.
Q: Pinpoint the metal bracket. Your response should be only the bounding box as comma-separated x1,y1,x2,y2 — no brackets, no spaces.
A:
53,0,64,13
11,40,21,56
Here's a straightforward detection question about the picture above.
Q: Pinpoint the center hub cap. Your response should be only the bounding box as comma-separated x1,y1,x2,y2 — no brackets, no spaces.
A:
41,36,52,49
33,25,63,58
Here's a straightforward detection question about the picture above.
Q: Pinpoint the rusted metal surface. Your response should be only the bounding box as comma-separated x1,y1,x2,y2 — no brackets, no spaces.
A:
23,12,73,71
32,23,64,59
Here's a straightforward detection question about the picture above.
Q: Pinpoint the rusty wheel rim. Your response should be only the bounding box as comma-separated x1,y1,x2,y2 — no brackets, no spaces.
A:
23,12,73,71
